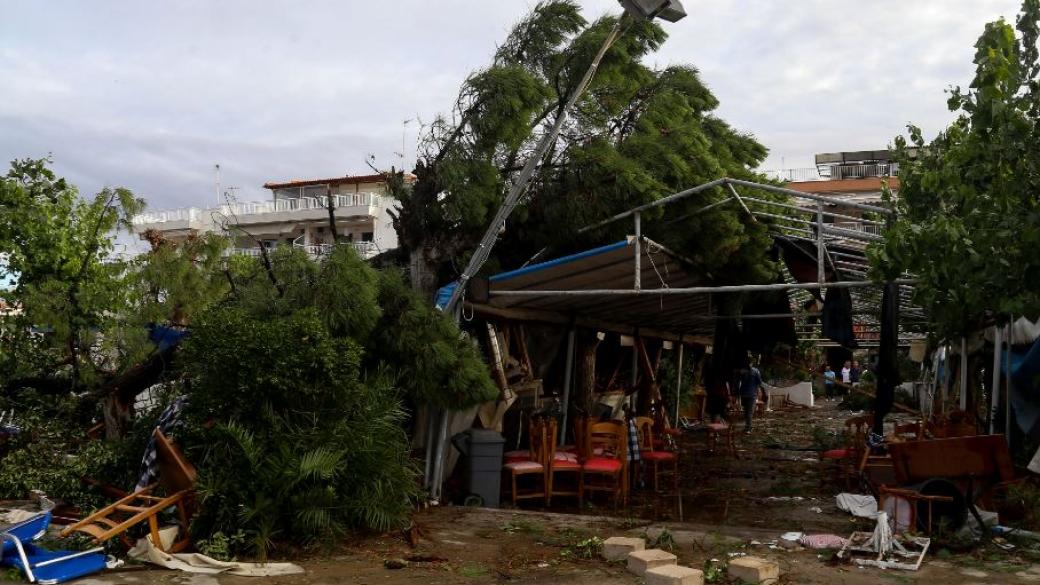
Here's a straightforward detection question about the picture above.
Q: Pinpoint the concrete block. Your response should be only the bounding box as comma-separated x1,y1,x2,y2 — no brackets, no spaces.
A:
627,549,677,576
728,556,780,585
646,564,704,585
602,536,645,561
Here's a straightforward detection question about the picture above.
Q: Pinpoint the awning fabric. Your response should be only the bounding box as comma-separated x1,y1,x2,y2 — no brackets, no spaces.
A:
436,238,716,340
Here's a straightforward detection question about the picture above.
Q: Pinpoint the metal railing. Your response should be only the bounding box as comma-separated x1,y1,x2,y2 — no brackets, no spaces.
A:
132,193,381,225
762,163,899,183
226,241,379,259
131,207,201,225
831,221,882,236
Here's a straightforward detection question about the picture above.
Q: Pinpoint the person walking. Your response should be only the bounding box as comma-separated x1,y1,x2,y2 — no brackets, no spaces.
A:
739,362,763,433
824,364,836,400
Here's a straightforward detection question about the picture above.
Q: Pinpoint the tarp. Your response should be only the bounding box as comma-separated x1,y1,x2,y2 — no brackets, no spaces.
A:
437,238,718,340
1004,337,1040,437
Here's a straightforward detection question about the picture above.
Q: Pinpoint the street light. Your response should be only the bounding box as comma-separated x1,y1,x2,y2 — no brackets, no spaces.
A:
618,0,687,23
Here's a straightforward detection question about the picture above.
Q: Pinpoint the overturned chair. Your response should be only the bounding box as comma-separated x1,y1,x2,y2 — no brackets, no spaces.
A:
61,429,197,553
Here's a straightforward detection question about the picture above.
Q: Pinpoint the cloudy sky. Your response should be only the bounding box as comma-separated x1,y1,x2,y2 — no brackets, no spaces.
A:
0,0,1025,212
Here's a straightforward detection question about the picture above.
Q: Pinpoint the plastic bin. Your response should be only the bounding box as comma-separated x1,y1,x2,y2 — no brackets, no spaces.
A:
451,429,505,507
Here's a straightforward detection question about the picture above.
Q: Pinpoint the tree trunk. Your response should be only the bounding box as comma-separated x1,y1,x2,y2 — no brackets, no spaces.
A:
575,330,601,415
409,246,440,302
101,394,133,441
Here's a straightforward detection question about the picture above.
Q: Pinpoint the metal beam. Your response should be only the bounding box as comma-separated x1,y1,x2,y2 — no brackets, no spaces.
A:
727,178,895,216
578,178,729,233
490,278,917,298
742,195,885,225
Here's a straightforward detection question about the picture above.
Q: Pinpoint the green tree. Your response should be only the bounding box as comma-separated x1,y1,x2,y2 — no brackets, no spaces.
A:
0,158,144,389
386,1,780,301
872,0,1040,337
182,246,496,555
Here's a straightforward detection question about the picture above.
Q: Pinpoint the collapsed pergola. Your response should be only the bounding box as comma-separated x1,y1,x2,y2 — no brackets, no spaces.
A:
429,177,924,499
457,177,923,348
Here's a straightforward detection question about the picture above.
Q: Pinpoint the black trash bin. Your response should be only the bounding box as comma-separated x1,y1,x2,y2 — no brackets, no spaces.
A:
451,429,505,508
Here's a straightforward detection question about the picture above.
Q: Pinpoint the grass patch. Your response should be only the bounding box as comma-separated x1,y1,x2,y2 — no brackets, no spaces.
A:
644,528,678,553
500,515,545,536
560,536,604,560
457,562,489,578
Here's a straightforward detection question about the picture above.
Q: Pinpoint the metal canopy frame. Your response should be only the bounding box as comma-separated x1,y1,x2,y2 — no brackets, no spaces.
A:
489,177,927,346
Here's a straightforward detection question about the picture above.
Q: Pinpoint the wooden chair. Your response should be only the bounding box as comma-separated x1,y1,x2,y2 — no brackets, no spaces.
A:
61,429,196,553
546,419,581,506
503,417,550,506
705,421,737,458
580,421,627,509
634,417,678,493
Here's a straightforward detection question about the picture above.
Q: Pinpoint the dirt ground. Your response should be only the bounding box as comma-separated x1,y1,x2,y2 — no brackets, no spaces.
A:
68,401,1040,584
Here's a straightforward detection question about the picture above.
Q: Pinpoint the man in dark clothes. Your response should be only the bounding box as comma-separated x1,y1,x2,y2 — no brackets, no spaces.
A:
739,363,762,433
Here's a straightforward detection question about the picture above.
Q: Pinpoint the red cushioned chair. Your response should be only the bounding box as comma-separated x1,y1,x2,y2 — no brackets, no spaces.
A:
635,417,678,493
504,418,550,506
544,419,580,506
580,421,627,510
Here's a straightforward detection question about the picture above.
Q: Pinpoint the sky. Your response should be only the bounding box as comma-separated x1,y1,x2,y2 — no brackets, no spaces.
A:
0,0,1026,213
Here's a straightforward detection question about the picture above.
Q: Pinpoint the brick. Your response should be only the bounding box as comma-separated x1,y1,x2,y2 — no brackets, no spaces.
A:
602,536,645,561
727,556,780,585
646,565,704,585
627,549,677,576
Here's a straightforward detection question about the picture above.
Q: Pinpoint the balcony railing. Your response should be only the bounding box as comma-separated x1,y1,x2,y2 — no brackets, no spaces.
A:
131,207,202,225
226,241,379,260
831,221,883,236
132,193,381,226
763,163,899,183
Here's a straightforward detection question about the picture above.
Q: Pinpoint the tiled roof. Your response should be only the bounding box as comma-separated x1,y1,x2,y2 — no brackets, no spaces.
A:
264,173,416,190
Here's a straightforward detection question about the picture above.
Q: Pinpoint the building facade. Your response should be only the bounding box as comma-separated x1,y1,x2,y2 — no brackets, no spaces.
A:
131,173,411,259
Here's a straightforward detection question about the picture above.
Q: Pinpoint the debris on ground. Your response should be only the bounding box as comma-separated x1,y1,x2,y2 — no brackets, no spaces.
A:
837,512,930,571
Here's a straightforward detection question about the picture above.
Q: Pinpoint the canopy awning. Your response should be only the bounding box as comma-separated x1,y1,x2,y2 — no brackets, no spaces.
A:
437,237,716,342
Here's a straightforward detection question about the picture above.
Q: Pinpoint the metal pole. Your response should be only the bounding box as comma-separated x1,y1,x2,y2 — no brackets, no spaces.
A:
1006,323,1013,447
816,202,825,285
430,408,450,502
990,325,1002,434
631,331,639,411
423,407,436,488
489,278,918,298
960,336,968,410
560,328,576,446
674,340,685,427
444,18,626,315
634,212,642,290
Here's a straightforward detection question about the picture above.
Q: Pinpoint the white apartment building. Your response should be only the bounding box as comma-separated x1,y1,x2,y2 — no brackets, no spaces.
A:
131,173,412,259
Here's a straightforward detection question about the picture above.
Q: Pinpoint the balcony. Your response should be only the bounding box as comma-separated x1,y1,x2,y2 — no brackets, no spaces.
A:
763,163,898,183
131,193,382,232
226,241,380,260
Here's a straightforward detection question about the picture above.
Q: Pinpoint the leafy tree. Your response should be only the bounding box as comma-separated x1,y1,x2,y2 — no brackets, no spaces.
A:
181,246,496,555
872,0,1040,337
386,1,780,301
0,158,144,389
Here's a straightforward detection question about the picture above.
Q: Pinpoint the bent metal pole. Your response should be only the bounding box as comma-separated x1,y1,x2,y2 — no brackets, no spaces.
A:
443,18,626,316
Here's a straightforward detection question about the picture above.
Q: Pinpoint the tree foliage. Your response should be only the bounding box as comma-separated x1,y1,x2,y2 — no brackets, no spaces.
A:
386,1,781,299
180,246,496,555
872,0,1040,337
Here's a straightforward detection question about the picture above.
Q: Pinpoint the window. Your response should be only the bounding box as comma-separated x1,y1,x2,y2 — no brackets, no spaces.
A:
361,232,374,242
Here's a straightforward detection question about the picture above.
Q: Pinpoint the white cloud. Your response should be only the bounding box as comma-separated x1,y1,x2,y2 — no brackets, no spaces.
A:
0,0,1026,209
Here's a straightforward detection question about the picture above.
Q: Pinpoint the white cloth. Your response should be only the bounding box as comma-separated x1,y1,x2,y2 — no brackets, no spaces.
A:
841,367,851,384
1029,444,1040,475
128,527,304,577
835,493,878,518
